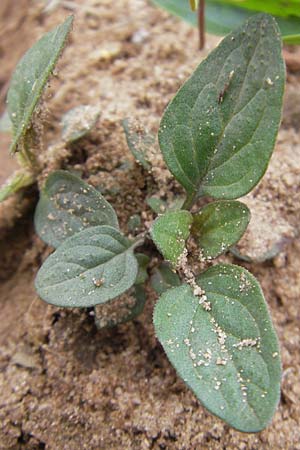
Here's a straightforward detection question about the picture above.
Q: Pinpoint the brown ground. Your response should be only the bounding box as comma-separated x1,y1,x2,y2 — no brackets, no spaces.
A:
0,1,300,449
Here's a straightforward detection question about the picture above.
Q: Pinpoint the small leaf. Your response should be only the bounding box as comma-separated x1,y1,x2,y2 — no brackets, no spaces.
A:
35,225,139,308
127,214,141,233
34,170,119,248
150,210,193,265
0,169,34,202
95,285,147,329
61,105,101,143
158,14,284,200
151,262,181,295
122,118,155,170
135,253,150,285
146,197,167,214
153,264,281,432
192,200,250,258
7,16,73,153
147,196,185,214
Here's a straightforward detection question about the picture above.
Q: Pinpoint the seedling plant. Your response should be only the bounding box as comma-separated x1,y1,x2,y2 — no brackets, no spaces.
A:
4,13,285,433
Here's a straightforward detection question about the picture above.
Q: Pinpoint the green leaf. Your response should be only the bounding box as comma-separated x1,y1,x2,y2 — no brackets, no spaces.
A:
192,200,250,258
0,169,34,202
146,197,167,214
35,225,139,308
150,210,193,265
122,118,155,171
127,214,141,233
212,0,300,18
146,196,185,214
135,253,150,284
95,285,147,329
152,0,300,43
34,170,119,248
159,14,284,201
153,264,281,432
7,16,73,153
61,105,101,143
151,262,181,295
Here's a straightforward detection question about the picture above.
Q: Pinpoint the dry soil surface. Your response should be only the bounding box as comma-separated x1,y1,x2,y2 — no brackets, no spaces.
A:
0,1,300,449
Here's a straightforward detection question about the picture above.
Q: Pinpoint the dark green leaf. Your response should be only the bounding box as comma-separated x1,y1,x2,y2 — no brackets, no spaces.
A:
135,253,150,284
127,214,141,233
159,14,285,199
150,210,193,265
7,16,73,153
192,200,250,258
154,264,281,432
34,170,119,248
35,225,139,308
147,196,185,214
146,197,167,214
152,0,300,43
159,14,284,200
122,118,155,170
151,262,181,295
61,105,101,143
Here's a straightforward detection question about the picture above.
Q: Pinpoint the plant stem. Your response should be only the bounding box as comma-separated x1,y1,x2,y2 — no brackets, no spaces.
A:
182,192,196,210
198,0,205,50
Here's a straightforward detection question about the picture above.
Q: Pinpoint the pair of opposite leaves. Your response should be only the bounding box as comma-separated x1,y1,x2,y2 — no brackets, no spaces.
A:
33,13,283,433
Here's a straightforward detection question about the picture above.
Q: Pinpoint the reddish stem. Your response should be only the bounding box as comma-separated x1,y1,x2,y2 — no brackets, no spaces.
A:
198,0,205,50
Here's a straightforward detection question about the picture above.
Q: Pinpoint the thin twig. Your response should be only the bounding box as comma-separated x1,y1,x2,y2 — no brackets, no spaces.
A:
198,0,205,50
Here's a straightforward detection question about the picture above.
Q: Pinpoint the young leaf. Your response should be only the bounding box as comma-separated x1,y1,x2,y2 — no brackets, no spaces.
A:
147,196,185,214
34,170,119,248
135,253,150,285
0,169,34,202
158,14,284,201
7,16,73,153
122,118,155,171
61,105,101,143
95,285,147,329
146,197,167,214
151,262,181,295
150,210,193,265
192,200,250,258
154,264,281,432
35,225,139,308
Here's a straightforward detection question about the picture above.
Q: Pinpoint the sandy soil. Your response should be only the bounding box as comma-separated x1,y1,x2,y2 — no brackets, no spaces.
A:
0,1,300,449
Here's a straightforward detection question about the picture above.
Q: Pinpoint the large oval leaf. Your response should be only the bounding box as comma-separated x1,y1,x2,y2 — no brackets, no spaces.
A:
158,13,285,200
192,200,250,258
154,264,281,432
34,170,119,248
7,16,73,153
150,210,193,266
35,226,139,307
150,262,181,295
